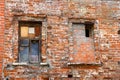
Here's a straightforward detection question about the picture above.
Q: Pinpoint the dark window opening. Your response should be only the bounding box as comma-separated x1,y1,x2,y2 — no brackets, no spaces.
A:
118,61,120,65
85,23,94,38
118,30,120,35
85,28,89,37
6,78,9,80
19,21,42,64
68,74,73,78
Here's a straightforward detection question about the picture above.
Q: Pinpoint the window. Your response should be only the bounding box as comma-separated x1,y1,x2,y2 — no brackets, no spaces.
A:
19,21,42,64
72,23,94,54
69,22,95,63
85,23,94,37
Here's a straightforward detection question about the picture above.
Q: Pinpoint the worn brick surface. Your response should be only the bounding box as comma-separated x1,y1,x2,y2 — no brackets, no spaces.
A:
1,0,120,80
0,0,5,79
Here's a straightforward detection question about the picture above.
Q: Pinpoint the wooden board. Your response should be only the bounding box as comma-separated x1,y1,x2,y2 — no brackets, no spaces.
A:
21,26,28,37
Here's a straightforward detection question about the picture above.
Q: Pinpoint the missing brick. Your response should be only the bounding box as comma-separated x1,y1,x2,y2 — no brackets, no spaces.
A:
68,74,73,78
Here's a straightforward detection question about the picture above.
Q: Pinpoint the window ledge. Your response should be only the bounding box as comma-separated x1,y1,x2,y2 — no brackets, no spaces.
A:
40,63,49,66
67,62,102,66
12,62,28,66
12,62,49,66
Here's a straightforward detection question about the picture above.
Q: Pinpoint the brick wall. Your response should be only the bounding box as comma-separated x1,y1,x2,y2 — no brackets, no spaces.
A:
0,0,4,79
3,0,120,80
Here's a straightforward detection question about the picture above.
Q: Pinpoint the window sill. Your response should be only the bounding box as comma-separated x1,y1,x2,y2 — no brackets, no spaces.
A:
12,62,28,66
67,62,102,67
40,62,49,66
12,62,49,66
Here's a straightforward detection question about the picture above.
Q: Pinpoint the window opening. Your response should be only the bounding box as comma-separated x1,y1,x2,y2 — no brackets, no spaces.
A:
118,30,120,35
19,21,42,64
70,22,95,63
68,74,73,78
85,23,94,38
85,28,89,37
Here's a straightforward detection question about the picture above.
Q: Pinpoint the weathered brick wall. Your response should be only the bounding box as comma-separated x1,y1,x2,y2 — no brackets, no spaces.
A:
3,0,120,80
0,0,5,79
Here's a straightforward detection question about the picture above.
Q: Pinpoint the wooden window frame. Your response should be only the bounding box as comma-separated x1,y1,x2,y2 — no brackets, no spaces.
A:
18,21,42,64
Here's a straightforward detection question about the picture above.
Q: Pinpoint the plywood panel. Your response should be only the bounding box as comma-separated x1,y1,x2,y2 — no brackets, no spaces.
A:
21,26,28,37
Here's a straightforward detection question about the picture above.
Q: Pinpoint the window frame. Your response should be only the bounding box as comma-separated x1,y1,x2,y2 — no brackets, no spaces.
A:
18,21,42,64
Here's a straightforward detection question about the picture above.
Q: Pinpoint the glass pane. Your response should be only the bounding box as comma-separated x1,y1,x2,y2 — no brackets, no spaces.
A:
19,47,29,62
30,40,39,63
29,27,35,38
20,39,29,46
20,26,28,37
29,27,35,34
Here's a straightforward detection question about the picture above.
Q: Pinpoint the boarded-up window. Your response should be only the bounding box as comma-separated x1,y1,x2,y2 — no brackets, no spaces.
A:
69,23,96,63
19,21,42,63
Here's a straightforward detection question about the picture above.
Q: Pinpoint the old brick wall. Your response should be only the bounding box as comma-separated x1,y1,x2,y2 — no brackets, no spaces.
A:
3,0,120,80
0,0,5,79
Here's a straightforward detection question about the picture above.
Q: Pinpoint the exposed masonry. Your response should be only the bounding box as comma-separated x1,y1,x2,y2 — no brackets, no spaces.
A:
0,0,5,79
1,0,120,80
